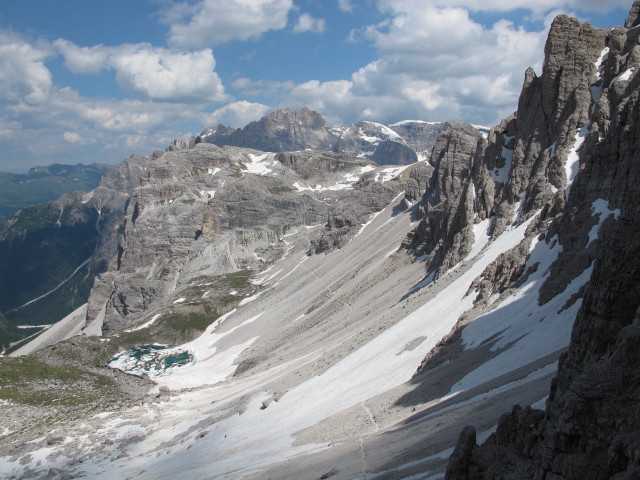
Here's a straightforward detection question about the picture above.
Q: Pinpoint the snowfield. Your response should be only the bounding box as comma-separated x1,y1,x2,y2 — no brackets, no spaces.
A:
1,197,589,480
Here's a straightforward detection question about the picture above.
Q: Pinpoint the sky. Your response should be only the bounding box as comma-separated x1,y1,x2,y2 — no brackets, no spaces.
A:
0,0,632,172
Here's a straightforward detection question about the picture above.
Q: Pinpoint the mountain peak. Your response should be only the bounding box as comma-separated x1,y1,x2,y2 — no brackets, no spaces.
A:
197,108,450,165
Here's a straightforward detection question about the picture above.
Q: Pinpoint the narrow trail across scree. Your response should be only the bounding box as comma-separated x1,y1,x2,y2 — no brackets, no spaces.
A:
362,403,380,433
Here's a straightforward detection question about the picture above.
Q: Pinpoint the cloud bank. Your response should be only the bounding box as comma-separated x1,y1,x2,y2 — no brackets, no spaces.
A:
0,0,629,171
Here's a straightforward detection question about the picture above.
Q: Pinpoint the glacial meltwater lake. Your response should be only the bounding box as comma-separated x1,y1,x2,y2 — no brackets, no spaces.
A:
107,344,195,377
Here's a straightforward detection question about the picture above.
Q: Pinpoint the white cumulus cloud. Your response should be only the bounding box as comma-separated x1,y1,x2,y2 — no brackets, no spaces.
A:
337,0,354,13
54,40,110,74
63,131,84,144
387,0,630,15
293,13,326,33
55,41,228,103
109,45,228,103
162,0,294,48
202,101,271,128
273,1,549,127
0,30,54,105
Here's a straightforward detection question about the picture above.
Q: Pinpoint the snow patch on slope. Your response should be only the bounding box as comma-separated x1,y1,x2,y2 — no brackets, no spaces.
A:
125,313,162,333
464,218,491,261
565,125,589,195
244,153,277,176
457,233,589,392
588,198,620,245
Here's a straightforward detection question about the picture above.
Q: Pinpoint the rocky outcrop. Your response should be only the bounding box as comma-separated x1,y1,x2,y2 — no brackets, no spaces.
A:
389,121,448,157
402,121,488,275
198,108,461,166
403,7,614,292
445,4,640,479
85,144,413,331
371,139,419,165
275,150,373,179
166,137,194,151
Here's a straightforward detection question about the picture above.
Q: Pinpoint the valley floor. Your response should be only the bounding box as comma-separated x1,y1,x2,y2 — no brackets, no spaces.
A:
0,195,584,479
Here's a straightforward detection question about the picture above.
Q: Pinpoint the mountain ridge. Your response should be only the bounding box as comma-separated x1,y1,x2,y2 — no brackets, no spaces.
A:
197,106,458,165
0,163,110,221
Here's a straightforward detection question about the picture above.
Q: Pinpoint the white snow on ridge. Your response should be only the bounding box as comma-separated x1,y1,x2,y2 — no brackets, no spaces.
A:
358,121,403,142
199,190,215,199
471,124,491,139
490,133,514,183
293,181,351,192
375,165,409,182
390,120,441,126
292,166,376,192
147,312,262,389
457,233,583,392
590,48,609,109
490,147,513,183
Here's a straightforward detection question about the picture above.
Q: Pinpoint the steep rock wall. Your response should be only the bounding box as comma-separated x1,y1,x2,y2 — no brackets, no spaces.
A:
445,4,640,479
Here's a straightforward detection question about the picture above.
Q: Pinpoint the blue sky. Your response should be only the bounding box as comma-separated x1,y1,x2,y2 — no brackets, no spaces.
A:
0,0,631,171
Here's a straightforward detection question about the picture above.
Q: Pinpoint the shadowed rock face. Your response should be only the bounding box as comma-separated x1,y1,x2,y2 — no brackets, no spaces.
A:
445,4,640,479
390,121,449,155
371,139,419,165
0,155,150,345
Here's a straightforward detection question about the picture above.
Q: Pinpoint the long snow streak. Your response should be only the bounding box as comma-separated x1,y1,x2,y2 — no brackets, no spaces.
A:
565,125,589,195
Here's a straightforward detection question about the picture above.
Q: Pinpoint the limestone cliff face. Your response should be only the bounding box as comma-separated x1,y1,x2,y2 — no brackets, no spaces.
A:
389,121,448,157
404,11,613,298
445,4,640,479
86,144,413,331
403,121,487,274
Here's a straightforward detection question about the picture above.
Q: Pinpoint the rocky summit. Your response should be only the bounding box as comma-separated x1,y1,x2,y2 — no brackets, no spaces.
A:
1,4,640,480
198,106,448,165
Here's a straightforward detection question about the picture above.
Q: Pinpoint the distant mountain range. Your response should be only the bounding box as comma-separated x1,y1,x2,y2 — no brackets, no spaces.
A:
196,107,487,165
0,163,110,220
